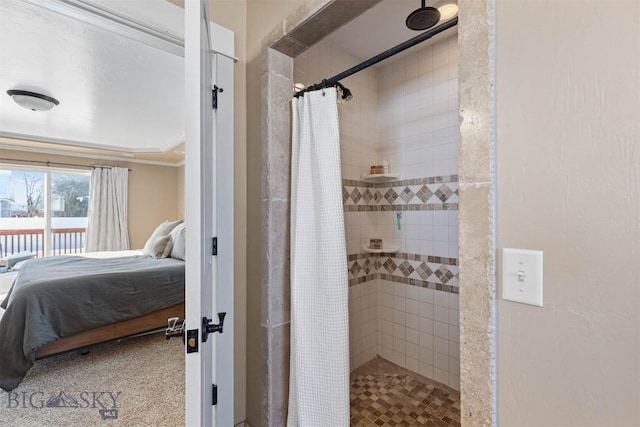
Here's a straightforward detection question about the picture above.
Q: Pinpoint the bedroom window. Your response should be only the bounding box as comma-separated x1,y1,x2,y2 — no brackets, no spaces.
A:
0,167,90,260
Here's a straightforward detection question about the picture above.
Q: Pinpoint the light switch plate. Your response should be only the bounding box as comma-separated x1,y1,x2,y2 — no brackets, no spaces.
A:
502,248,543,307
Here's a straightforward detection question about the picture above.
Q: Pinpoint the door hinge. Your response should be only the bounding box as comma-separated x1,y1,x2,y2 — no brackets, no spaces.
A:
212,85,223,109
212,384,218,405
212,237,217,256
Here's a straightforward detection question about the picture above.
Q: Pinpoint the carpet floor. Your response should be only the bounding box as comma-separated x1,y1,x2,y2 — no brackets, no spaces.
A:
0,332,185,426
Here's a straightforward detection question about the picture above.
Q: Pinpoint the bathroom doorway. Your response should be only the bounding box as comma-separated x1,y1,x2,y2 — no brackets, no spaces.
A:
258,0,496,424
294,4,460,424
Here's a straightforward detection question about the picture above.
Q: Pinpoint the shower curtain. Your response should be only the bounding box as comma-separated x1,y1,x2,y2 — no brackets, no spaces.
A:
288,87,350,426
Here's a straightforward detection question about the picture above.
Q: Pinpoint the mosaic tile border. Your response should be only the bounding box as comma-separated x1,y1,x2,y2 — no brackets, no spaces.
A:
344,175,458,188
348,252,458,266
347,252,460,294
343,175,459,213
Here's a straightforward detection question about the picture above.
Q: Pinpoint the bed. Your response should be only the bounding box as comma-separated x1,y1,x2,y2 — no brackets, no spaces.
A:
0,249,185,392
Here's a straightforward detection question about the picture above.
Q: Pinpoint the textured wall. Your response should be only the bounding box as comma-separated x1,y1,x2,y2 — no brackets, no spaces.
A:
496,1,640,426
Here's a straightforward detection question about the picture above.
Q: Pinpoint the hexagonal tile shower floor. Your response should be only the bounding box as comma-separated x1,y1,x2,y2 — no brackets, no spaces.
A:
350,357,460,426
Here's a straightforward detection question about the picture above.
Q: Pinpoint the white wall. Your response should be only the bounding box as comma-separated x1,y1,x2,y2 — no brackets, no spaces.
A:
497,1,640,425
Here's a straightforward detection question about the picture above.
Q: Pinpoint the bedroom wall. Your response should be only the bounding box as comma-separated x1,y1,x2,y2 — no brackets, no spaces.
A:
0,149,180,249
177,165,185,218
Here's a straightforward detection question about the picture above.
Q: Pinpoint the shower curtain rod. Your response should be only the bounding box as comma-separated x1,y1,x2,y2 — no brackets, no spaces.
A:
294,16,458,98
0,158,132,172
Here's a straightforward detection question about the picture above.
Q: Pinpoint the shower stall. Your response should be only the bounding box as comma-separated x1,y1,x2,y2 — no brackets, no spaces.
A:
289,10,461,426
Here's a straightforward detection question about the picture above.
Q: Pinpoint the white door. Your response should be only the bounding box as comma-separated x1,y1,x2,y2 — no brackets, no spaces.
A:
184,1,234,425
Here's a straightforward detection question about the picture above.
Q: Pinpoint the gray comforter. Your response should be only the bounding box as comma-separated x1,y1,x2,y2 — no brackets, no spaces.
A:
0,254,184,391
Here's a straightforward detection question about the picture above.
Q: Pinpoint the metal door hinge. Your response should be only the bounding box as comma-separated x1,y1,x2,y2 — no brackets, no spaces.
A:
212,384,217,405
212,85,223,109
212,237,217,256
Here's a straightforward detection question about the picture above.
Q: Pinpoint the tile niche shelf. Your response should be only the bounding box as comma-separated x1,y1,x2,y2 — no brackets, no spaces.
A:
361,244,400,254
360,173,400,183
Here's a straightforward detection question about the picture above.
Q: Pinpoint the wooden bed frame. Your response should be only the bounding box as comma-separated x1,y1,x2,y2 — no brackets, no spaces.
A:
35,303,185,359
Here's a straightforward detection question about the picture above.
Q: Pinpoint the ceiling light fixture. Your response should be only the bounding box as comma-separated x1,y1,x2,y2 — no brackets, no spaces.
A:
434,0,459,21
7,90,60,112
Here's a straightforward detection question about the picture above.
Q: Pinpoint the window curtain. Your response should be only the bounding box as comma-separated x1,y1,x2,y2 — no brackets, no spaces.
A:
287,88,350,426
85,166,130,252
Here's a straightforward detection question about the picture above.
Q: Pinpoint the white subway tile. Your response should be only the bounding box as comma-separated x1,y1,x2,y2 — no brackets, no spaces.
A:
419,362,434,379
434,290,450,308
449,325,460,343
393,282,406,297
393,337,406,354
382,333,393,349
449,374,460,391
449,310,460,327
406,356,420,374
394,310,406,326
419,347,434,364
449,293,460,310
419,317,434,334
380,294,393,308
434,337,449,356
419,302,434,319
434,305,449,323
434,352,449,372
380,346,393,360
393,324,406,339
382,320,393,335
450,356,460,374
393,296,406,311
434,321,449,339
448,242,459,258
406,285,421,301
434,241,449,257
433,368,449,385
434,225,448,242
449,341,460,360
405,313,420,331
406,299,420,315
391,352,405,369
406,327,420,345
419,287,434,303
420,332,434,349
406,342,419,360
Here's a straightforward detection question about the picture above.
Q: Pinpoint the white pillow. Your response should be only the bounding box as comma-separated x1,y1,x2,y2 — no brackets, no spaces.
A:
169,223,186,261
144,234,173,259
143,219,183,257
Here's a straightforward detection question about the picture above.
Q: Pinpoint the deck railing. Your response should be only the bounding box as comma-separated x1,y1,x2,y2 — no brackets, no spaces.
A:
0,228,87,258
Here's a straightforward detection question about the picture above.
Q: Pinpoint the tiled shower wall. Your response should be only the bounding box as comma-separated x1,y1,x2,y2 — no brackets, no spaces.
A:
374,35,460,390
294,33,460,390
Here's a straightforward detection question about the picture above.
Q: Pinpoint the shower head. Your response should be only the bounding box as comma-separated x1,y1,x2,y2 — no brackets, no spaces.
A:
406,0,441,31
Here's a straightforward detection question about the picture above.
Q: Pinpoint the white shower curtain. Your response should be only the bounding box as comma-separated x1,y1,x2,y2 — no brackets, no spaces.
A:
85,166,130,252
288,88,350,426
